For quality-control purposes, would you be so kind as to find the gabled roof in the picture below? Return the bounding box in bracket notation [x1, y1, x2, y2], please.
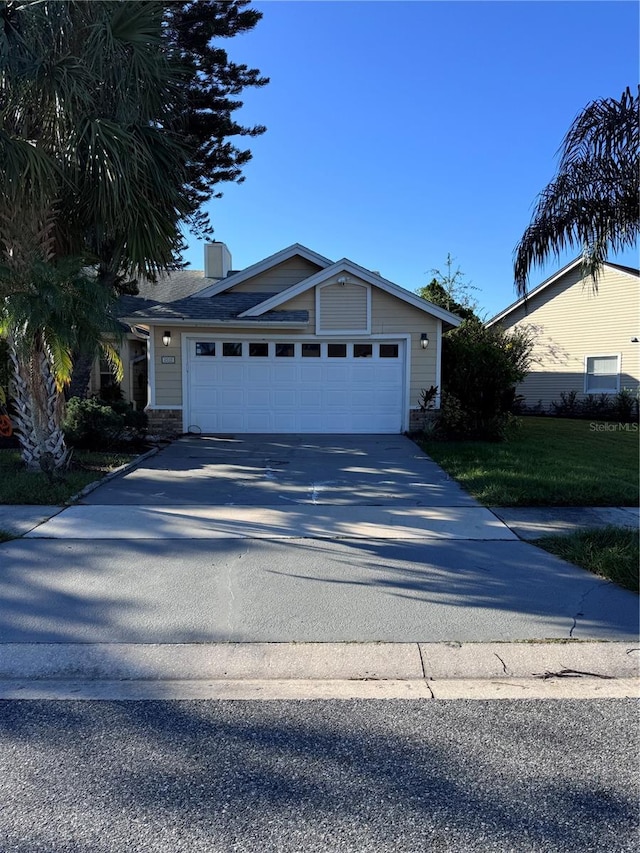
[238, 258, 463, 326]
[192, 243, 334, 298]
[487, 258, 640, 326]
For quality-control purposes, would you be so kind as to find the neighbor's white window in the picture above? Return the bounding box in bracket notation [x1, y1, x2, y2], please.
[584, 355, 620, 393]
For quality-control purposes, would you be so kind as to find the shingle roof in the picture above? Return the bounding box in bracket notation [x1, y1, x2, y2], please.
[118, 292, 309, 324]
[134, 269, 209, 301]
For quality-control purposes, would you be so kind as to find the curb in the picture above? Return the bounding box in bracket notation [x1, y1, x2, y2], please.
[0, 642, 637, 701]
[67, 445, 159, 503]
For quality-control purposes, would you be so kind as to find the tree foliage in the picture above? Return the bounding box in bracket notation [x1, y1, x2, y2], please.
[514, 86, 639, 294]
[438, 319, 534, 440]
[0, 2, 188, 467]
[416, 254, 479, 319]
[164, 1, 269, 238]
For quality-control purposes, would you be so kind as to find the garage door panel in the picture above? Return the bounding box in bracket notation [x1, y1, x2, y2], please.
[246, 389, 271, 408]
[219, 388, 244, 407]
[220, 364, 244, 383]
[187, 339, 404, 434]
[299, 365, 323, 382]
[247, 364, 272, 383]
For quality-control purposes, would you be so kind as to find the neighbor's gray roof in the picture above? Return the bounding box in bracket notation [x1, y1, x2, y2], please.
[118, 291, 309, 324]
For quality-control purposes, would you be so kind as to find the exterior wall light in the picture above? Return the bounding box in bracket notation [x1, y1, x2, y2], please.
[420, 333, 429, 350]
[162, 330, 171, 347]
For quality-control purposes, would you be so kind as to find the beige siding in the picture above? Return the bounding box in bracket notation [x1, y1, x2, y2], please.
[153, 326, 182, 407]
[318, 282, 368, 331]
[371, 290, 439, 407]
[231, 257, 322, 293]
[500, 266, 639, 409]
[276, 291, 316, 327]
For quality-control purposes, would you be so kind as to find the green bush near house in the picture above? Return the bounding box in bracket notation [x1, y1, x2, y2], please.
[420, 417, 639, 506]
[62, 395, 148, 451]
[436, 318, 535, 441]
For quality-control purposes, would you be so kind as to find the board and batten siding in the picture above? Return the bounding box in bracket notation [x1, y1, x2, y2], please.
[231, 257, 323, 293]
[318, 282, 368, 331]
[499, 265, 639, 409]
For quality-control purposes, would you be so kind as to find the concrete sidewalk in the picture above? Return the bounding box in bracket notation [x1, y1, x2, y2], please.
[1, 504, 638, 539]
[0, 641, 637, 700]
[491, 506, 639, 540]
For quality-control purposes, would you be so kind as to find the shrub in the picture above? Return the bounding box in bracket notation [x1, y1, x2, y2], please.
[62, 392, 147, 450]
[551, 390, 581, 417]
[613, 388, 639, 422]
[437, 319, 533, 440]
[548, 388, 639, 422]
[62, 397, 124, 449]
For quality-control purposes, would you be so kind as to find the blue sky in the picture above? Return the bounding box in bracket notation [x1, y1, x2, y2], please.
[181, 0, 639, 318]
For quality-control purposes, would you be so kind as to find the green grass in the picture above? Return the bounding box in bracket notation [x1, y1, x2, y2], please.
[0, 449, 135, 505]
[421, 417, 639, 506]
[535, 527, 639, 593]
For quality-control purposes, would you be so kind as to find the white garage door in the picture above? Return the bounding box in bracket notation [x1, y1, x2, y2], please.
[185, 338, 405, 433]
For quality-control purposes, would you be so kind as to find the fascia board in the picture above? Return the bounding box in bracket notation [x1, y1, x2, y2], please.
[191, 243, 334, 298]
[121, 317, 309, 329]
[239, 258, 463, 326]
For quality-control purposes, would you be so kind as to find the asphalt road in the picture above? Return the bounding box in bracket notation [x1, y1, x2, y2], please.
[0, 699, 637, 852]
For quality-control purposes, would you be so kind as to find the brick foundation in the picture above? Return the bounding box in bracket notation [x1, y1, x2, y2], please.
[409, 408, 438, 433]
[145, 408, 183, 437]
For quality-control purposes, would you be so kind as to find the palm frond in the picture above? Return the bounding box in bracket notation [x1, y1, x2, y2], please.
[514, 87, 640, 295]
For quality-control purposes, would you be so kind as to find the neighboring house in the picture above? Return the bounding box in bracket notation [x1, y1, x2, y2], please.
[487, 258, 639, 411]
[116, 242, 461, 434]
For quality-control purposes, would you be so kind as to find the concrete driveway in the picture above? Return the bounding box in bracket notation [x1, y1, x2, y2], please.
[2, 434, 638, 642]
[81, 434, 477, 506]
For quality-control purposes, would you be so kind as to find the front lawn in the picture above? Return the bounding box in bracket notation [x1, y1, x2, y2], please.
[0, 449, 135, 505]
[535, 527, 639, 594]
[420, 417, 638, 506]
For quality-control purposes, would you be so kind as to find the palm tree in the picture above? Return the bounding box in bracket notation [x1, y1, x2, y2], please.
[0, 1, 192, 469]
[0, 253, 123, 471]
[514, 87, 639, 295]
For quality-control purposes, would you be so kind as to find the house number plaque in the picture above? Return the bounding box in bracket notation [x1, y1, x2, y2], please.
[161, 356, 176, 364]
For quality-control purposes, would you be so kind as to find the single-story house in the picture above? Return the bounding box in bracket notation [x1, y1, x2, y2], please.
[115, 242, 462, 434]
[487, 258, 639, 410]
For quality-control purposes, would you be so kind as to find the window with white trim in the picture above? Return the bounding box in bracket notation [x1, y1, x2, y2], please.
[584, 355, 620, 393]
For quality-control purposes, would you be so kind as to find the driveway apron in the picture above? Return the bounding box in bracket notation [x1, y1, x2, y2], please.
[3, 435, 638, 642]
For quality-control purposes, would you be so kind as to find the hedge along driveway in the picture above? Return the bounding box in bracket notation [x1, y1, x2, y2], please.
[421, 417, 639, 507]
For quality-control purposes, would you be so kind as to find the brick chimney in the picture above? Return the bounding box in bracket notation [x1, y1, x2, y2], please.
[204, 242, 232, 279]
